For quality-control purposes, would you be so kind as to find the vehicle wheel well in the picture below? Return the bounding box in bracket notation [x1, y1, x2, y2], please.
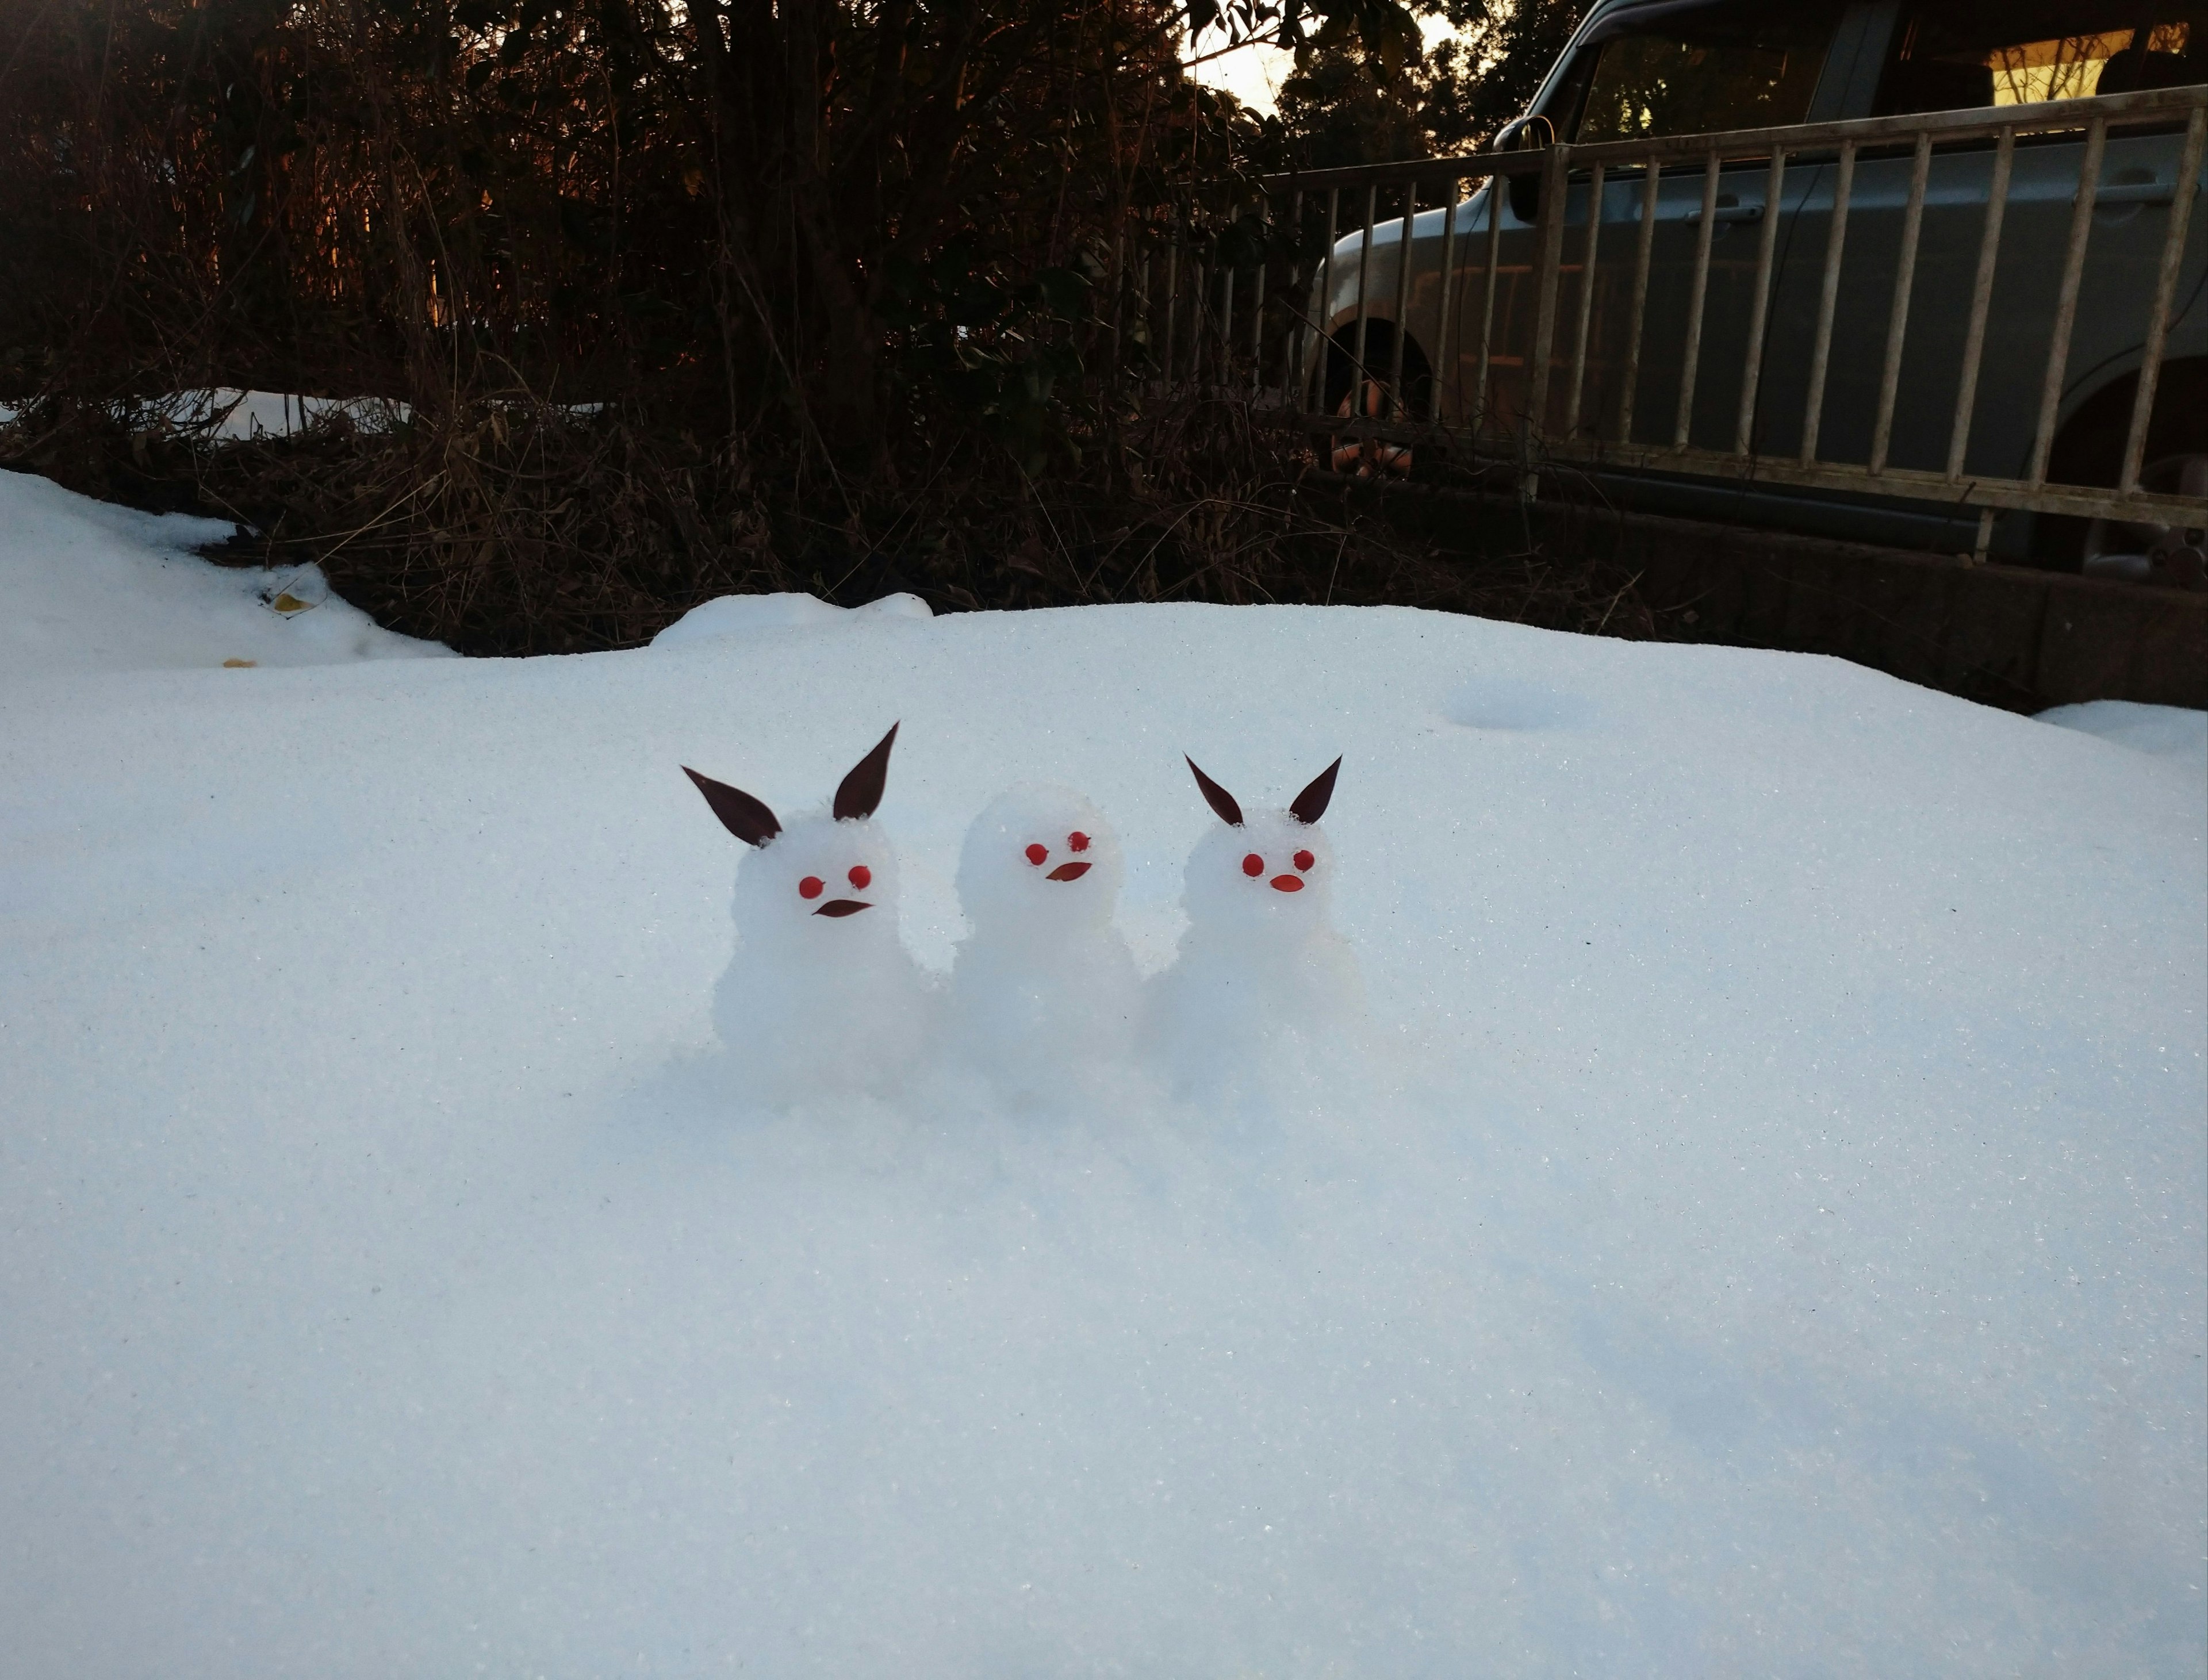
[1322, 320, 1435, 420]
[2032, 358, 2208, 565]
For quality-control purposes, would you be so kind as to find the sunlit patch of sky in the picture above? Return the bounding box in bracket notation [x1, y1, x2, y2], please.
[1185, 17, 1463, 116]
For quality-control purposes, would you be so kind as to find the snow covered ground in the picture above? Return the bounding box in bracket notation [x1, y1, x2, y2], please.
[1, 467, 2201, 1675]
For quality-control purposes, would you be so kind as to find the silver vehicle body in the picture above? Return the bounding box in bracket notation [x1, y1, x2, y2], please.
[1308, 0, 2207, 557]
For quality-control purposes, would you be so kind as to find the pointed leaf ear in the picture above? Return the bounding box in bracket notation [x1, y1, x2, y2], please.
[833, 722, 899, 821]
[684, 766, 781, 847]
[1185, 755, 1244, 827]
[1289, 757, 1341, 825]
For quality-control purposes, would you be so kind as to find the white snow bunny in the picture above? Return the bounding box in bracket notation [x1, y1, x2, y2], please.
[1147, 755, 1363, 1090]
[684, 724, 933, 1106]
[948, 785, 1141, 1099]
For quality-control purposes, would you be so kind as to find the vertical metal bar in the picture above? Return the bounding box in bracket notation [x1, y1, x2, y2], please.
[1563, 160, 1606, 440]
[1673, 149, 1722, 450]
[1525, 143, 1572, 439]
[1946, 126, 2016, 481]
[1474, 174, 1503, 434]
[2029, 115, 2107, 487]
[1433, 183, 1462, 425]
[1108, 230, 1126, 389]
[1274, 187, 1302, 402]
[1303, 187, 1339, 413]
[1800, 138, 1856, 464]
[1869, 132, 1933, 475]
[1162, 238, 1180, 388]
[1218, 259, 1234, 389]
[1137, 250, 1152, 380]
[1249, 234, 1268, 396]
[1389, 179, 1416, 417]
[2119, 103, 2207, 493]
[1351, 184, 1378, 418]
[1617, 155, 1660, 446]
[1193, 259, 1210, 390]
[1733, 147, 1788, 456]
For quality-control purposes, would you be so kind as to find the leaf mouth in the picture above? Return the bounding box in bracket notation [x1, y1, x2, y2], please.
[1045, 861, 1092, 881]
[814, 899, 873, 917]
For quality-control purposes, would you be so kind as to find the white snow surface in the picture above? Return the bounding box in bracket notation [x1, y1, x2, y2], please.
[0, 470, 451, 675]
[2040, 696, 2208, 777]
[1, 482, 2203, 1675]
[652, 586, 934, 646]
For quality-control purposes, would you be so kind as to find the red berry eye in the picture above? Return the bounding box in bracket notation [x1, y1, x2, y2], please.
[1242, 853, 1264, 877]
[847, 865, 871, 889]
[799, 876, 825, 899]
[1294, 850, 1315, 872]
[1068, 831, 1091, 853]
[1025, 843, 1049, 866]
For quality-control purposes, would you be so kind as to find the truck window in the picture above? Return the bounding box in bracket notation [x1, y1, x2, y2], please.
[1873, 5, 2202, 114]
[1566, 1, 1843, 144]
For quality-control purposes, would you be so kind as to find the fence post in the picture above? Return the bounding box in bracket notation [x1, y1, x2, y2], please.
[1432, 182, 1462, 427]
[1474, 174, 1504, 439]
[2118, 103, 2207, 494]
[1305, 187, 1339, 413]
[1564, 160, 1606, 442]
[1274, 187, 1304, 406]
[1389, 178, 1416, 419]
[1800, 138, 1854, 465]
[1733, 147, 1787, 457]
[1525, 143, 1572, 462]
[1350, 185, 1378, 421]
[2028, 115, 2108, 487]
[1869, 132, 1933, 475]
[1673, 149, 1722, 450]
[1947, 127, 2015, 482]
[1162, 236, 1180, 391]
[1617, 154, 1661, 446]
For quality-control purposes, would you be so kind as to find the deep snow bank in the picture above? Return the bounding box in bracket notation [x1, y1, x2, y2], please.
[0, 481, 2201, 1677]
[0, 469, 450, 675]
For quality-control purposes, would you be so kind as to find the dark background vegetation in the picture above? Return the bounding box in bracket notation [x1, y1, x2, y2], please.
[0, 0, 1634, 654]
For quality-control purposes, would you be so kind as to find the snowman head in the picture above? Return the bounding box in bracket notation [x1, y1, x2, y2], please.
[1179, 755, 1341, 941]
[956, 785, 1124, 942]
[684, 724, 907, 954]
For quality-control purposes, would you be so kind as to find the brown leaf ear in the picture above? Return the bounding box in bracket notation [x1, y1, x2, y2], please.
[1289, 757, 1341, 825]
[684, 766, 781, 847]
[1185, 755, 1243, 827]
[833, 722, 899, 821]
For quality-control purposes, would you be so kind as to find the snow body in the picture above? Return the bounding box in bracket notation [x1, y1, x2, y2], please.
[948, 786, 1140, 1099]
[711, 805, 931, 1106]
[4, 460, 2205, 1680]
[1149, 794, 1363, 1090]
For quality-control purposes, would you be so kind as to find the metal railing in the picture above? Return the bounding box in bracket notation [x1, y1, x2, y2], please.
[1116, 83, 2208, 540]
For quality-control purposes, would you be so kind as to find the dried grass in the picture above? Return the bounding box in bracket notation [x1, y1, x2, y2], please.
[2, 386, 1671, 655]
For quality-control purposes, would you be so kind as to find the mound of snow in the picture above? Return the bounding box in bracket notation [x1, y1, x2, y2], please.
[0, 484, 2201, 1677]
[651, 588, 933, 647]
[2040, 697, 2208, 780]
[0, 470, 451, 675]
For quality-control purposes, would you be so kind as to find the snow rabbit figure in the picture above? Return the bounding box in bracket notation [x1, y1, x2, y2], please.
[1148, 755, 1363, 1088]
[949, 785, 1141, 1100]
[684, 724, 931, 1106]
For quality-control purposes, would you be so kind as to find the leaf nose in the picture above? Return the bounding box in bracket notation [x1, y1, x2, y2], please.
[1268, 875, 1304, 892]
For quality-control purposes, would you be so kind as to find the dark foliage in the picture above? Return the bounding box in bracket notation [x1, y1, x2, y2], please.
[0, 0, 1661, 657]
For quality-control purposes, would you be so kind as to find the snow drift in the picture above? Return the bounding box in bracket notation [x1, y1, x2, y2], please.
[0, 467, 2201, 1676]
